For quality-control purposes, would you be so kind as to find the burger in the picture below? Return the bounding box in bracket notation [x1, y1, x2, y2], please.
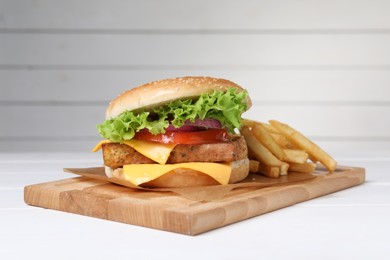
[93, 76, 252, 188]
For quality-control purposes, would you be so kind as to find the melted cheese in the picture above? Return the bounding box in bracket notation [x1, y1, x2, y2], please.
[122, 140, 176, 165]
[92, 139, 176, 165]
[92, 140, 112, 152]
[123, 162, 232, 186]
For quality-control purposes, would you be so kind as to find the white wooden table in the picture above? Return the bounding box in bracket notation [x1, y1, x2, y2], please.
[1, 145, 389, 260]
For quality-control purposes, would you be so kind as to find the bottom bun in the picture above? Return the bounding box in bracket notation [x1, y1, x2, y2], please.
[104, 158, 249, 188]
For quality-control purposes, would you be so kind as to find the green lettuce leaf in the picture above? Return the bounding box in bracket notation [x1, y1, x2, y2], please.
[97, 88, 249, 142]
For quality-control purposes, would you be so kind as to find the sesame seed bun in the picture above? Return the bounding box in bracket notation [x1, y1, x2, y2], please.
[105, 76, 252, 119]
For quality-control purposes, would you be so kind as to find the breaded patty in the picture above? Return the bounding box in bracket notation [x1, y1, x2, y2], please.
[102, 136, 247, 169]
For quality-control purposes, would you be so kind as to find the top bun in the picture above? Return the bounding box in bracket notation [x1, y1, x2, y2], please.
[106, 76, 251, 119]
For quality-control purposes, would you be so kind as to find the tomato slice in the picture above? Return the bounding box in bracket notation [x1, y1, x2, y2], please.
[133, 129, 229, 145]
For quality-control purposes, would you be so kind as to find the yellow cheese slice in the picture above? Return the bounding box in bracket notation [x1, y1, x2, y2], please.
[123, 162, 232, 186]
[92, 139, 176, 165]
[122, 140, 176, 165]
[92, 140, 112, 152]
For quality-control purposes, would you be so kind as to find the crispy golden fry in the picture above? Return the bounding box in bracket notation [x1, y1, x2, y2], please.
[280, 162, 289, 176]
[258, 164, 280, 178]
[283, 149, 309, 164]
[249, 160, 260, 173]
[241, 126, 282, 167]
[243, 119, 278, 133]
[269, 120, 337, 172]
[270, 133, 294, 149]
[244, 118, 337, 177]
[289, 162, 317, 173]
[260, 122, 279, 133]
[308, 156, 319, 164]
[247, 148, 257, 160]
[251, 123, 286, 160]
[242, 118, 256, 128]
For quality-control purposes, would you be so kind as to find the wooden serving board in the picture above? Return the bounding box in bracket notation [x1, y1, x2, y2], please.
[24, 166, 365, 235]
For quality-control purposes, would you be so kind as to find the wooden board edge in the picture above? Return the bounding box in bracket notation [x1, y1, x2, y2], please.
[23, 166, 366, 236]
[23, 177, 110, 210]
[107, 198, 194, 235]
[24, 184, 61, 210]
[188, 166, 365, 235]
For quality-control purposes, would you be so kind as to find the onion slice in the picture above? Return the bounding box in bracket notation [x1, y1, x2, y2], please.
[165, 118, 222, 132]
[138, 118, 223, 133]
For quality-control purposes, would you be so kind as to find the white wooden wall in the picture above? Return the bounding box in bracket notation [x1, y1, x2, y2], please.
[1, 0, 390, 152]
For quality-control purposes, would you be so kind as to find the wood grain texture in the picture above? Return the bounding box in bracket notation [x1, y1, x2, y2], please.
[24, 166, 365, 235]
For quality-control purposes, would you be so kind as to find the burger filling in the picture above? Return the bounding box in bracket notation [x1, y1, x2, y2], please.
[97, 88, 249, 143]
[102, 135, 248, 169]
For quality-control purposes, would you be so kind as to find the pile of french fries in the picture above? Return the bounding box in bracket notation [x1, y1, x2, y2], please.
[242, 119, 337, 178]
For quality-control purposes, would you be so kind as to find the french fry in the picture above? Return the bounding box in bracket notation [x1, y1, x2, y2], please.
[251, 123, 286, 160]
[308, 156, 319, 163]
[249, 160, 260, 173]
[270, 133, 294, 149]
[242, 118, 256, 128]
[243, 119, 278, 133]
[260, 122, 279, 134]
[243, 118, 337, 178]
[269, 120, 337, 172]
[247, 148, 257, 160]
[258, 164, 280, 178]
[283, 149, 309, 164]
[289, 162, 317, 173]
[241, 126, 282, 167]
[280, 162, 289, 176]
